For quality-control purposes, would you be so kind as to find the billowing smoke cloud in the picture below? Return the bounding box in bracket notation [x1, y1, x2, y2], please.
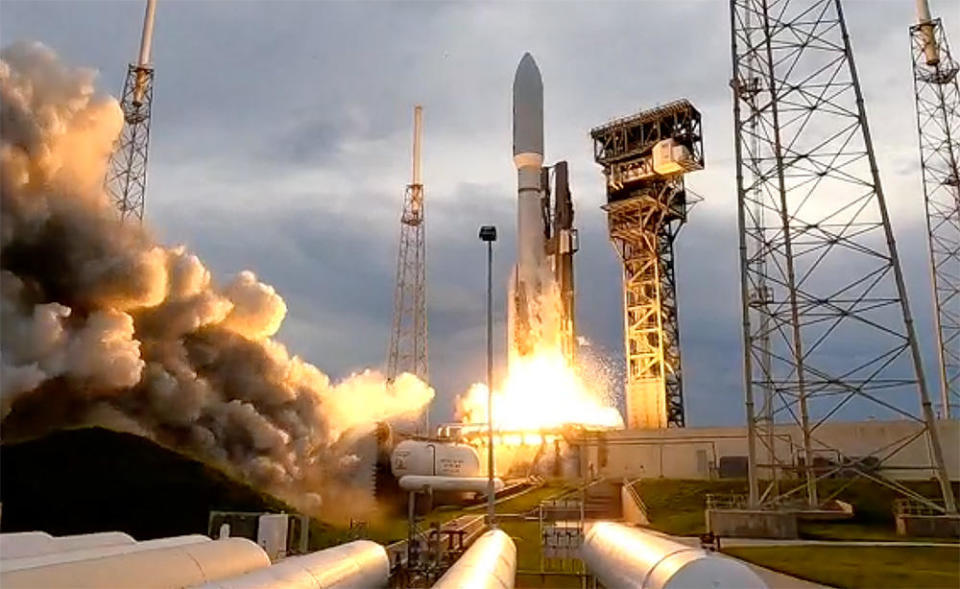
[0, 42, 433, 508]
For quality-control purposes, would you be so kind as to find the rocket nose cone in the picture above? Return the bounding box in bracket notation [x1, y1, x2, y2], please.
[513, 53, 544, 158]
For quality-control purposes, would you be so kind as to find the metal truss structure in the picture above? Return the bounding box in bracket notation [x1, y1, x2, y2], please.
[591, 101, 704, 429]
[910, 17, 960, 419]
[388, 107, 429, 429]
[106, 64, 154, 222]
[730, 0, 956, 513]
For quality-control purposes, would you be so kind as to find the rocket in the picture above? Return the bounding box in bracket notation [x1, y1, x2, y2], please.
[508, 52, 579, 365]
[510, 53, 545, 360]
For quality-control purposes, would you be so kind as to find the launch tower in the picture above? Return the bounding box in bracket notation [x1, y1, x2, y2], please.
[590, 101, 704, 429]
[730, 0, 956, 513]
[106, 0, 157, 223]
[387, 106, 429, 428]
[910, 0, 960, 419]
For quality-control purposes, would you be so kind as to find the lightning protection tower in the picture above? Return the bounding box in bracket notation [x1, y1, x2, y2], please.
[730, 0, 956, 513]
[387, 106, 429, 430]
[106, 0, 157, 223]
[911, 0, 960, 419]
[590, 101, 704, 429]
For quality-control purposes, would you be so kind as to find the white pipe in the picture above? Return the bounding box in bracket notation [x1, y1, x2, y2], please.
[412, 105, 423, 186]
[580, 522, 767, 589]
[432, 528, 516, 589]
[138, 0, 157, 66]
[2, 535, 209, 572]
[0, 531, 135, 560]
[398, 475, 504, 493]
[195, 540, 390, 589]
[1, 537, 269, 589]
[0, 533, 54, 560]
[915, 0, 941, 66]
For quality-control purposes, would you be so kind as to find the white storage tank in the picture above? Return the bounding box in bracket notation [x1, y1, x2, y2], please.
[0, 537, 270, 589]
[580, 521, 767, 589]
[195, 539, 390, 589]
[391, 440, 481, 478]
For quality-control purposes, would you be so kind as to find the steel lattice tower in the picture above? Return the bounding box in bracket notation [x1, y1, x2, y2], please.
[591, 101, 704, 429]
[730, 0, 956, 513]
[387, 106, 429, 426]
[106, 0, 157, 223]
[910, 9, 960, 420]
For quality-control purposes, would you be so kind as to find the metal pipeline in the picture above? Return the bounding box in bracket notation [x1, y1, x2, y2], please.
[1, 537, 270, 589]
[580, 522, 767, 589]
[432, 528, 516, 589]
[2, 535, 209, 572]
[194, 540, 389, 589]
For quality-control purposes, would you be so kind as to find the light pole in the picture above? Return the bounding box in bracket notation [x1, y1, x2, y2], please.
[478, 225, 497, 526]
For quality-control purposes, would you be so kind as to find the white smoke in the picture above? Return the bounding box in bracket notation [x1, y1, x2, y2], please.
[0, 42, 434, 509]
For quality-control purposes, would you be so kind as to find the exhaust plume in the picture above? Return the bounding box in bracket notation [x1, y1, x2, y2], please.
[0, 42, 433, 509]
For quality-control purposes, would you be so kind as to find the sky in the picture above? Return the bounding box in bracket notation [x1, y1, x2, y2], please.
[2, 0, 956, 427]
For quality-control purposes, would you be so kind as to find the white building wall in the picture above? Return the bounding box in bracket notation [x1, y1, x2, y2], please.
[577, 419, 959, 481]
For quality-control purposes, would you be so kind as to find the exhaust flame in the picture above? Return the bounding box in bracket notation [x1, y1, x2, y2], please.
[0, 42, 433, 511]
[458, 346, 623, 432]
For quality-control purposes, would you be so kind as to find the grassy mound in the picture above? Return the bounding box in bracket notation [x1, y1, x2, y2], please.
[0, 427, 293, 540]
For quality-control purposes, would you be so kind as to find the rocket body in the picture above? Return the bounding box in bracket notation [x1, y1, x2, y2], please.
[510, 53, 545, 359]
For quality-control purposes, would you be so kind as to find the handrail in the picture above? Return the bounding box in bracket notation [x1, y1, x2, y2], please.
[622, 477, 649, 525]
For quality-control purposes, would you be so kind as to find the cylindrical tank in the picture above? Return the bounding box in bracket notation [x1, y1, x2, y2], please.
[2, 535, 210, 572]
[196, 540, 390, 589]
[432, 528, 516, 589]
[0, 531, 136, 560]
[0, 532, 55, 560]
[391, 440, 481, 478]
[580, 522, 767, 589]
[0, 537, 270, 589]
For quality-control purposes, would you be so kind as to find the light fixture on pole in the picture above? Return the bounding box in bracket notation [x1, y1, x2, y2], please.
[479, 224, 497, 526]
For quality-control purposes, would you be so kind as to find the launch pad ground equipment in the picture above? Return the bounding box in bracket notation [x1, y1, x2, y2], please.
[591, 100, 704, 429]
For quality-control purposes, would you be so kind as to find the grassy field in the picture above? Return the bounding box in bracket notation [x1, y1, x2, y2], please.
[333, 479, 580, 548]
[499, 519, 584, 589]
[725, 545, 960, 589]
[633, 478, 960, 542]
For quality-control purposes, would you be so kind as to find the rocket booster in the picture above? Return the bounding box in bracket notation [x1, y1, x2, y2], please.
[510, 53, 545, 358]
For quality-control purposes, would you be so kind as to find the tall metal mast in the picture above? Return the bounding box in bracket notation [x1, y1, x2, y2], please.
[387, 106, 429, 431]
[106, 0, 157, 223]
[730, 0, 956, 513]
[911, 0, 960, 419]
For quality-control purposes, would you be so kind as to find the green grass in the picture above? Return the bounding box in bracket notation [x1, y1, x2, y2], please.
[500, 519, 583, 589]
[632, 478, 960, 541]
[490, 480, 576, 515]
[724, 545, 960, 589]
[633, 479, 748, 535]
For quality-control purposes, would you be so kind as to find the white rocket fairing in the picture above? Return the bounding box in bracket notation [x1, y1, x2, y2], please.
[510, 53, 545, 359]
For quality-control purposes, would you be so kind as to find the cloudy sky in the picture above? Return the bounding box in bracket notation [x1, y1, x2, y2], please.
[2, 0, 956, 426]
